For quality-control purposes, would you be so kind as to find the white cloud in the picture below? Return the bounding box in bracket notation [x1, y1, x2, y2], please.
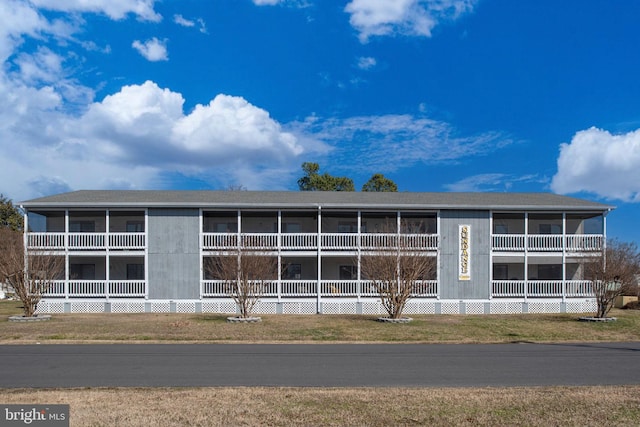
[132, 37, 168, 61]
[174, 14, 195, 27]
[251, 0, 312, 7]
[0, 1, 321, 200]
[444, 173, 542, 192]
[252, 0, 283, 5]
[357, 56, 376, 70]
[0, 0, 56, 62]
[345, 0, 477, 42]
[291, 114, 510, 173]
[551, 127, 640, 202]
[29, 0, 161, 22]
[174, 14, 207, 33]
[13, 47, 63, 84]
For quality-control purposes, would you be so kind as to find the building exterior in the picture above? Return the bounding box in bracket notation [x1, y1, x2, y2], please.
[20, 190, 613, 315]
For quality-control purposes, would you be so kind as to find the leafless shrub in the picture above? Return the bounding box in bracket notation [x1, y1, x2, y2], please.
[0, 228, 64, 317]
[585, 239, 640, 318]
[359, 222, 437, 319]
[204, 251, 277, 318]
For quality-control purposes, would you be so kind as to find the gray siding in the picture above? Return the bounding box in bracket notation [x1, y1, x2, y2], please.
[148, 209, 200, 299]
[439, 210, 490, 300]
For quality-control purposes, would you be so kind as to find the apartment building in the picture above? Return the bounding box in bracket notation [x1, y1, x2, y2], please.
[21, 190, 612, 315]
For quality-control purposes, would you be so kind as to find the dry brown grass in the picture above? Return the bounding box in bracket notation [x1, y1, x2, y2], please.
[2, 386, 639, 426]
[1, 300, 640, 344]
[3, 301, 640, 425]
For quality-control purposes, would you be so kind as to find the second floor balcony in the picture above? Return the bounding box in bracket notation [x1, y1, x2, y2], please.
[202, 232, 439, 251]
[492, 234, 603, 252]
[27, 232, 146, 250]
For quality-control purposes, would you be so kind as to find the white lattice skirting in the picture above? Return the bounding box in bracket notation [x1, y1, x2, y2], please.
[36, 298, 598, 315]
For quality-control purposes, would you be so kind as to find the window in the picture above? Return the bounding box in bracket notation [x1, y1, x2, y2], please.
[339, 265, 357, 280]
[126, 221, 144, 232]
[69, 221, 95, 232]
[282, 263, 301, 279]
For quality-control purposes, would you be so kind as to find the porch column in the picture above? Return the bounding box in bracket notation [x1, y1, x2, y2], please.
[105, 210, 110, 300]
[317, 206, 322, 313]
[277, 210, 282, 302]
[562, 212, 566, 302]
[65, 210, 69, 299]
[524, 212, 528, 302]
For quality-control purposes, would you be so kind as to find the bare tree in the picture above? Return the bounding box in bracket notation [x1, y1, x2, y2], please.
[0, 228, 64, 317]
[585, 239, 640, 318]
[359, 223, 437, 320]
[204, 251, 277, 319]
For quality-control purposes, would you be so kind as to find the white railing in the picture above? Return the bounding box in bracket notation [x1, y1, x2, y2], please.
[492, 280, 594, 298]
[361, 234, 398, 249]
[241, 234, 278, 249]
[359, 280, 438, 297]
[42, 280, 147, 297]
[27, 233, 66, 249]
[321, 233, 359, 250]
[492, 280, 526, 297]
[321, 280, 358, 296]
[203, 232, 437, 251]
[108, 233, 146, 249]
[27, 232, 147, 250]
[281, 233, 318, 250]
[527, 235, 564, 251]
[402, 235, 438, 250]
[68, 280, 106, 297]
[201, 280, 278, 297]
[565, 280, 593, 297]
[492, 234, 525, 251]
[68, 233, 105, 249]
[42, 280, 66, 297]
[492, 234, 604, 252]
[202, 280, 226, 296]
[201, 279, 437, 298]
[565, 235, 603, 251]
[527, 280, 564, 296]
[202, 233, 238, 249]
[281, 280, 317, 296]
[412, 280, 438, 297]
[108, 280, 146, 297]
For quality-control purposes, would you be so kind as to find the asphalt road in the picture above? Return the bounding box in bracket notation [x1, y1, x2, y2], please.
[1, 342, 639, 388]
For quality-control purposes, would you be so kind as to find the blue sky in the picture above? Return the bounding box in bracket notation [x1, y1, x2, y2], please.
[1, 0, 640, 242]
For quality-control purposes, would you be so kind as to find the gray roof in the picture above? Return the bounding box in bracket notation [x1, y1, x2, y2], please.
[20, 190, 614, 211]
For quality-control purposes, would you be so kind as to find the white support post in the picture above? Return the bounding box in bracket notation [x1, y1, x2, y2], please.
[436, 211, 441, 300]
[198, 208, 203, 300]
[105, 210, 110, 300]
[65, 210, 69, 299]
[277, 210, 282, 302]
[562, 212, 566, 302]
[489, 210, 493, 300]
[144, 208, 149, 300]
[524, 212, 528, 302]
[317, 206, 322, 313]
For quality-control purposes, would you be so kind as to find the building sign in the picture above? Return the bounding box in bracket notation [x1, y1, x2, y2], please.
[459, 225, 471, 281]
